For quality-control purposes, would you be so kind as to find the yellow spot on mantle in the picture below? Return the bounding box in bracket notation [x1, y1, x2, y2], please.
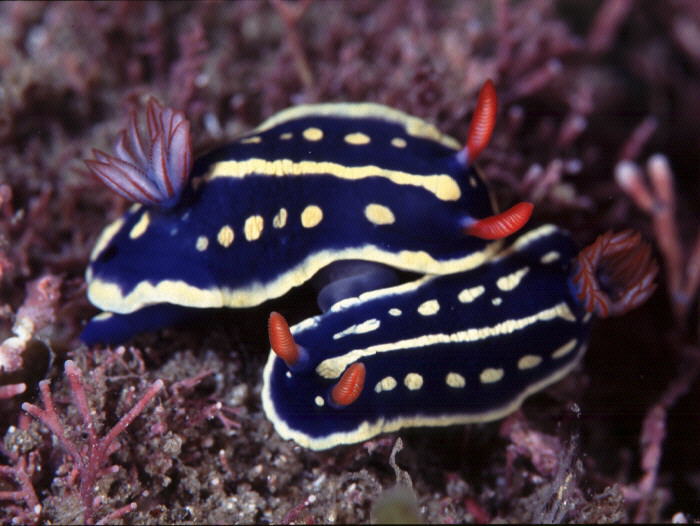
[196, 236, 209, 251]
[541, 251, 560, 264]
[480, 368, 504, 384]
[388, 308, 402, 317]
[244, 215, 264, 241]
[445, 372, 466, 388]
[273, 208, 288, 228]
[496, 266, 530, 292]
[302, 127, 323, 141]
[280, 132, 293, 140]
[458, 285, 485, 303]
[404, 373, 423, 391]
[240, 136, 261, 144]
[217, 225, 235, 248]
[375, 376, 397, 393]
[518, 355, 542, 370]
[364, 203, 395, 225]
[391, 137, 407, 148]
[333, 318, 381, 340]
[417, 299, 440, 316]
[129, 212, 150, 239]
[345, 132, 370, 145]
[301, 205, 324, 228]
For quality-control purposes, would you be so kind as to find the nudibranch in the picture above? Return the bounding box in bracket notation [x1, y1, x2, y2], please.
[262, 226, 657, 450]
[82, 82, 533, 344]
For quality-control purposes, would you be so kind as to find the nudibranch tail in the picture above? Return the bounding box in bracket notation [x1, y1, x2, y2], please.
[465, 79, 498, 163]
[572, 230, 658, 317]
[268, 311, 309, 370]
[85, 98, 192, 207]
[463, 202, 534, 240]
[330, 362, 366, 407]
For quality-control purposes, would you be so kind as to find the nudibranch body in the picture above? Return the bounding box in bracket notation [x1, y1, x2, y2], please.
[262, 225, 657, 450]
[83, 82, 533, 344]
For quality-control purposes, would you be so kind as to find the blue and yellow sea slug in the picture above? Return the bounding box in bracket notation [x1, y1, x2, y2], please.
[82, 82, 533, 343]
[263, 227, 657, 449]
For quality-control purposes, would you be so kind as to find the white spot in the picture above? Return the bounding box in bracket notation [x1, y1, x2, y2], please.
[374, 376, 397, 393]
[583, 312, 592, 323]
[241, 135, 262, 144]
[301, 205, 324, 228]
[496, 266, 530, 291]
[541, 251, 560, 264]
[480, 368, 504, 384]
[244, 215, 264, 241]
[404, 373, 424, 390]
[286, 371, 292, 378]
[458, 285, 485, 303]
[303, 127, 323, 141]
[333, 318, 381, 340]
[445, 372, 466, 388]
[388, 308, 402, 317]
[196, 236, 209, 251]
[417, 299, 440, 316]
[329, 296, 361, 312]
[94, 312, 114, 321]
[129, 212, 150, 239]
[551, 339, 578, 359]
[518, 355, 542, 370]
[217, 225, 235, 247]
[492, 297, 503, 306]
[391, 137, 407, 148]
[273, 208, 288, 228]
[280, 132, 293, 140]
[344, 132, 371, 145]
[469, 176, 478, 188]
[314, 396, 324, 407]
[364, 203, 395, 225]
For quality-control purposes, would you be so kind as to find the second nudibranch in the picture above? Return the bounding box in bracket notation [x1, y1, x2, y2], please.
[262, 225, 657, 450]
[82, 81, 533, 344]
